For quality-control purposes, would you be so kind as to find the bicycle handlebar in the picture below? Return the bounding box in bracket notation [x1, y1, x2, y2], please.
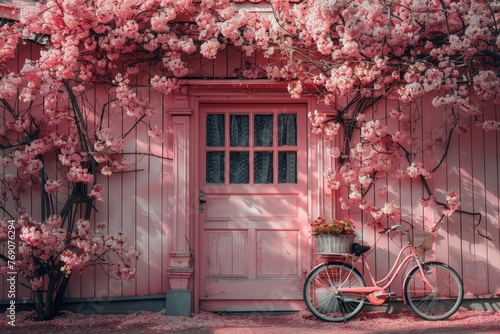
[379, 225, 408, 235]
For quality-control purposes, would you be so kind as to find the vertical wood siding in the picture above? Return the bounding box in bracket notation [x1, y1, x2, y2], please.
[1, 42, 499, 305]
[320, 95, 500, 299]
[0, 41, 175, 301]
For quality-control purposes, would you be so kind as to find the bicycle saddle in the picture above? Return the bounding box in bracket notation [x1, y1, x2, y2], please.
[351, 243, 371, 256]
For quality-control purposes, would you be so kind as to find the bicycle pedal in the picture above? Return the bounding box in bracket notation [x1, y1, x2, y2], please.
[387, 292, 396, 297]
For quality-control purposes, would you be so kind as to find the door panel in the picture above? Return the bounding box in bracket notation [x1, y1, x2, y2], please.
[206, 195, 300, 218]
[199, 103, 308, 311]
[205, 231, 247, 277]
[257, 230, 299, 277]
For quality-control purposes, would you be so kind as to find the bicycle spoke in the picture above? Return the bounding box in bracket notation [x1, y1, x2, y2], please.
[404, 262, 463, 321]
[304, 263, 366, 322]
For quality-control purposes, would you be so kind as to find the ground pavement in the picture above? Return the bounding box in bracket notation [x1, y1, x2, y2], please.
[2, 308, 499, 334]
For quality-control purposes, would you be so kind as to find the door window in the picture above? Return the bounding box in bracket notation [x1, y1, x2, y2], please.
[205, 110, 298, 185]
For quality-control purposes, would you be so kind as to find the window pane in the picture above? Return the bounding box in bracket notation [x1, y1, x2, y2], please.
[206, 114, 225, 147]
[278, 114, 297, 146]
[206, 152, 225, 184]
[254, 114, 273, 147]
[254, 152, 273, 184]
[230, 114, 249, 147]
[278, 152, 297, 183]
[230, 152, 249, 184]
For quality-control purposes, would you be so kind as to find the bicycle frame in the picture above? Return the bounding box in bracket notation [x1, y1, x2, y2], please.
[331, 243, 436, 304]
[304, 226, 464, 322]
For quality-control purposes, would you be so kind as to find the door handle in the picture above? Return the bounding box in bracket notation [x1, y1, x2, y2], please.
[199, 190, 206, 213]
[199, 190, 207, 204]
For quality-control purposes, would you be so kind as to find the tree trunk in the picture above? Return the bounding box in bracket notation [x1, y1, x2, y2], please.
[33, 275, 66, 321]
[53, 275, 71, 315]
[43, 277, 55, 320]
[33, 290, 44, 319]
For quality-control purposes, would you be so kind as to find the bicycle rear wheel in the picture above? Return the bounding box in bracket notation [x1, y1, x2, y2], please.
[303, 262, 366, 322]
[404, 261, 463, 320]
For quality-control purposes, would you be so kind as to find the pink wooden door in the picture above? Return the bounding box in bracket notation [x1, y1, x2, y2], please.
[198, 103, 309, 311]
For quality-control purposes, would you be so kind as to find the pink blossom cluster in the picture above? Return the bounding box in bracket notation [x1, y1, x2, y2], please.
[308, 110, 337, 139]
[252, 0, 500, 125]
[89, 183, 105, 201]
[322, 122, 341, 141]
[318, 105, 444, 224]
[1, 0, 496, 112]
[405, 162, 432, 179]
[421, 196, 437, 208]
[361, 120, 388, 145]
[325, 141, 404, 222]
[0, 214, 139, 288]
[0, 103, 118, 195]
[287, 81, 303, 98]
[114, 74, 157, 119]
[2, 0, 496, 133]
[0, 217, 16, 242]
[0, 73, 22, 99]
[481, 120, 500, 132]
[370, 202, 401, 222]
[443, 190, 461, 216]
[67, 166, 94, 183]
[11, 0, 203, 88]
[150, 75, 179, 95]
[44, 179, 62, 193]
[94, 128, 125, 154]
[92, 128, 131, 176]
[148, 125, 164, 143]
[324, 168, 340, 190]
[0, 25, 21, 64]
[472, 71, 499, 101]
[308, 110, 327, 128]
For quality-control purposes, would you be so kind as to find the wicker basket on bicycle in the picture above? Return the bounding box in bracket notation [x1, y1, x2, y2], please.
[409, 230, 434, 251]
[314, 234, 356, 254]
[311, 217, 356, 254]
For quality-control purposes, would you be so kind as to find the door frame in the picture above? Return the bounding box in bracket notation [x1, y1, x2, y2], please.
[184, 84, 323, 313]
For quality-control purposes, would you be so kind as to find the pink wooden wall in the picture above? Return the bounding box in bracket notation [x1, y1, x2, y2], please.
[1, 42, 499, 308]
[320, 95, 500, 299]
[0, 42, 173, 301]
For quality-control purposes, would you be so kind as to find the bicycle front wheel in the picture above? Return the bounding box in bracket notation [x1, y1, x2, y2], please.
[303, 262, 366, 322]
[404, 261, 463, 320]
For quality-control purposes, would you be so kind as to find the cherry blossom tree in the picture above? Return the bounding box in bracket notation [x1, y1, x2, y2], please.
[245, 0, 498, 236]
[278, 0, 499, 236]
[0, 32, 142, 318]
[0, 0, 498, 320]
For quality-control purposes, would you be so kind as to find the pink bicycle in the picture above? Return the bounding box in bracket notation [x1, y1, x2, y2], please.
[303, 225, 464, 322]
